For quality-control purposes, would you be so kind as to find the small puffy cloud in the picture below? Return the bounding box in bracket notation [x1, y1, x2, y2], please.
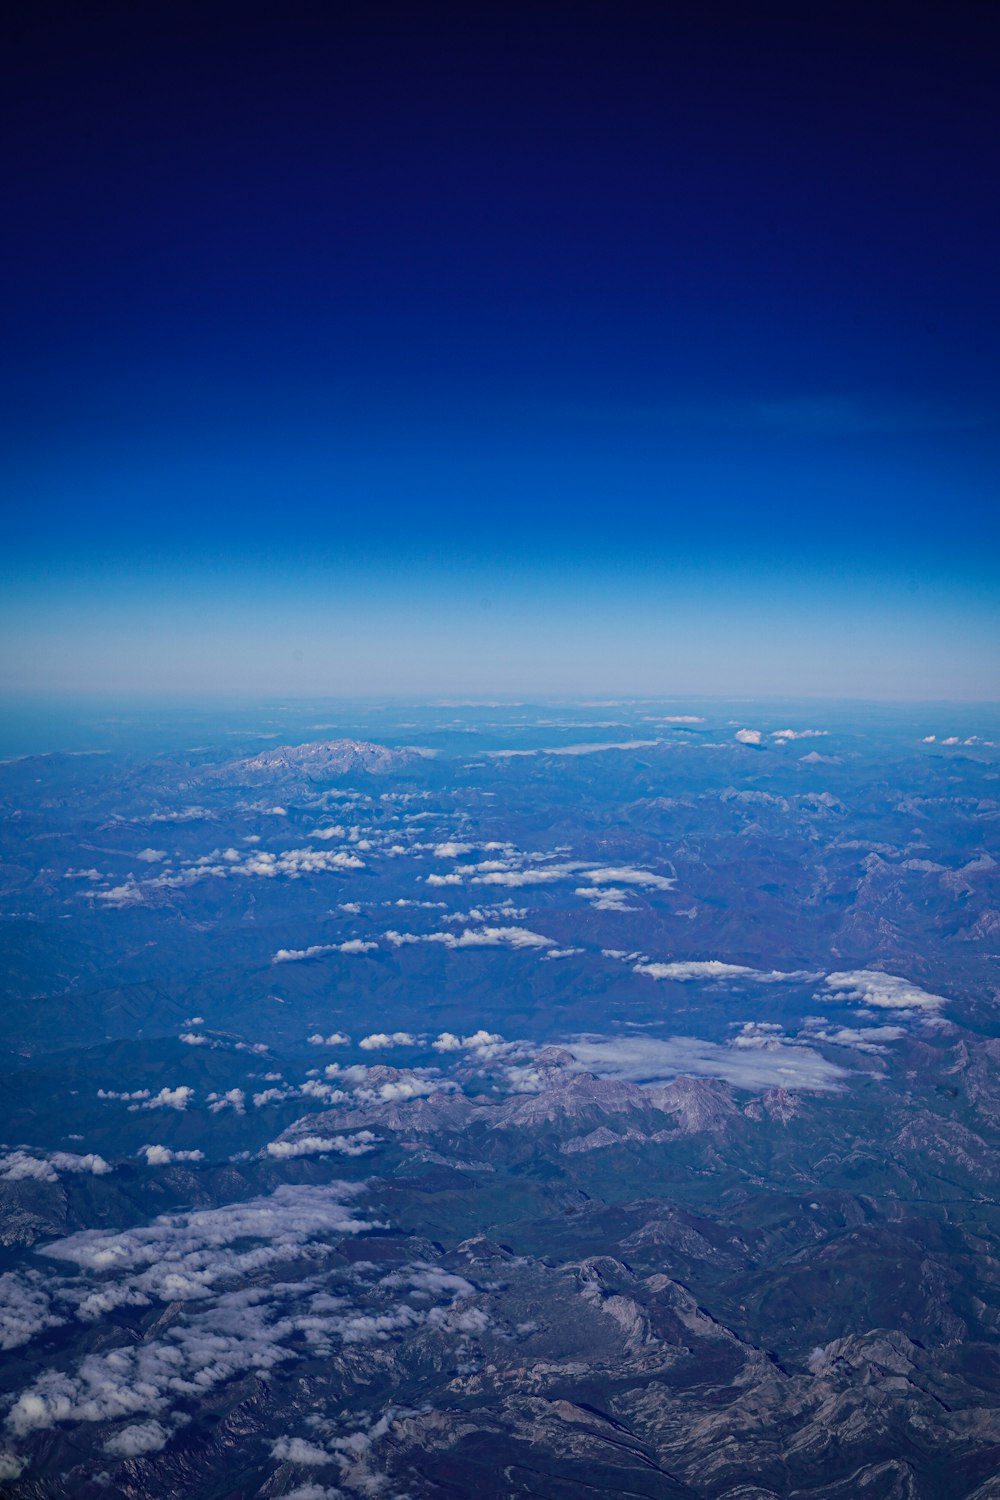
[208, 1088, 245, 1115]
[0, 1452, 25, 1481]
[147, 805, 213, 822]
[804, 1024, 907, 1053]
[136, 848, 168, 863]
[140, 1145, 204, 1166]
[771, 728, 827, 741]
[367, 1077, 440, 1102]
[432, 1029, 504, 1055]
[272, 1434, 334, 1465]
[274, 940, 376, 963]
[307, 1032, 350, 1046]
[308, 825, 346, 841]
[104, 1419, 171, 1456]
[735, 728, 763, 745]
[823, 970, 947, 1011]
[433, 841, 475, 857]
[359, 1031, 415, 1050]
[266, 1132, 377, 1160]
[576, 886, 635, 911]
[138, 1086, 194, 1112]
[179, 1032, 208, 1046]
[50, 1151, 111, 1175]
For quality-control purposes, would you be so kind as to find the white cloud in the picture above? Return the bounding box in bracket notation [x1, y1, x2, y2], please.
[0, 1272, 63, 1349]
[136, 848, 168, 862]
[562, 1034, 846, 1092]
[266, 1133, 377, 1159]
[635, 960, 758, 981]
[272, 1434, 334, 1465]
[433, 841, 475, 857]
[359, 1032, 415, 1050]
[104, 1419, 171, 1456]
[823, 970, 947, 1011]
[274, 939, 376, 963]
[771, 729, 827, 741]
[179, 1032, 208, 1046]
[579, 866, 675, 891]
[208, 1089, 245, 1115]
[147, 806, 212, 822]
[137, 1086, 194, 1112]
[576, 886, 635, 911]
[735, 728, 763, 745]
[431, 1029, 505, 1055]
[0, 1151, 111, 1182]
[307, 1032, 351, 1046]
[386, 925, 553, 951]
[140, 1145, 205, 1166]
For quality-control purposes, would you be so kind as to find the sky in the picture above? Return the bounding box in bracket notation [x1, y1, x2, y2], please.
[1, 0, 998, 700]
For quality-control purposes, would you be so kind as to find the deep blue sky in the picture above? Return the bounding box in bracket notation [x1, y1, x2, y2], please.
[2, 1, 998, 698]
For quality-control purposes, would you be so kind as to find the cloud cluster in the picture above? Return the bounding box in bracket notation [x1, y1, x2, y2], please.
[735, 728, 763, 745]
[4, 1194, 490, 1479]
[0, 1272, 63, 1350]
[95, 843, 367, 907]
[359, 1031, 416, 1050]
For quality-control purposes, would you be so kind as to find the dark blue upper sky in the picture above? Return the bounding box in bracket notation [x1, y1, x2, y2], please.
[2, 1, 998, 697]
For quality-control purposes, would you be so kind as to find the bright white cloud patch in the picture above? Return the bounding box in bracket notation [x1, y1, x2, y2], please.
[265, 1132, 377, 1159]
[140, 1145, 205, 1166]
[823, 970, 947, 1011]
[735, 728, 763, 745]
[634, 959, 792, 983]
[0, 1151, 111, 1182]
[386, 925, 553, 950]
[358, 1031, 415, 1050]
[139, 1086, 194, 1112]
